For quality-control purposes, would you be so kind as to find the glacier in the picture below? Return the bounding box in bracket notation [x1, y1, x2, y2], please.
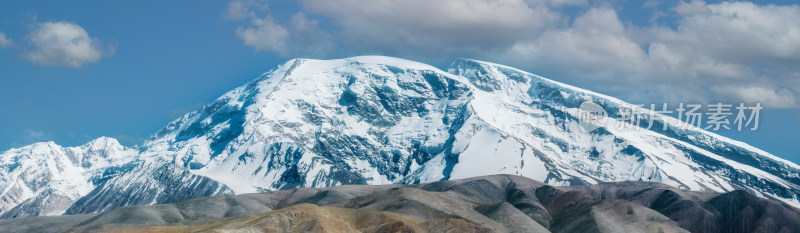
[1, 56, 798, 219]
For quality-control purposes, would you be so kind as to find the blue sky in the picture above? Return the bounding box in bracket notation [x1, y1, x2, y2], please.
[0, 0, 798, 162]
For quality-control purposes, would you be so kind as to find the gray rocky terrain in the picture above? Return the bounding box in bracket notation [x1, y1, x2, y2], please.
[2, 174, 797, 233]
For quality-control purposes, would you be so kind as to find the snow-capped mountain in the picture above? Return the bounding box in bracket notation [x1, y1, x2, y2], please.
[0, 137, 231, 218]
[0, 137, 135, 218]
[1, 56, 799, 219]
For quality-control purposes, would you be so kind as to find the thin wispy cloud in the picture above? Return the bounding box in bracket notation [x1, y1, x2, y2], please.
[23, 129, 53, 143]
[0, 33, 12, 48]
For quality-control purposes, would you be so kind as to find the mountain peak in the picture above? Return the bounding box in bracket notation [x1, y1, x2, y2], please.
[304, 56, 438, 69]
[83, 136, 121, 149]
[77, 136, 133, 160]
[20, 141, 61, 154]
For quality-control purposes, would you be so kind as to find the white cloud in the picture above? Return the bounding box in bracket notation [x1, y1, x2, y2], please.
[649, 2, 800, 107]
[24, 21, 111, 68]
[299, 0, 559, 57]
[502, 8, 647, 81]
[0, 33, 12, 48]
[236, 15, 291, 54]
[497, 2, 800, 108]
[229, 0, 561, 58]
[659, 2, 800, 67]
[229, 0, 332, 56]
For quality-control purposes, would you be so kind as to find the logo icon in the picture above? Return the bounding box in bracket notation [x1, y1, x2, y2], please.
[578, 101, 608, 132]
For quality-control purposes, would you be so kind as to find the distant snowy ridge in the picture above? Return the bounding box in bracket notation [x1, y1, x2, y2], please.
[1, 56, 798, 219]
[0, 137, 136, 218]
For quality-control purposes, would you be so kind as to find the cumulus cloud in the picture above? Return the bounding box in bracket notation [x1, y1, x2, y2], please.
[299, 0, 558, 57]
[502, 8, 648, 81]
[660, 2, 800, 67]
[236, 15, 291, 54]
[229, 0, 560, 59]
[229, 0, 332, 56]
[225, 0, 800, 108]
[24, 21, 112, 68]
[0, 33, 12, 48]
[498, 2, 800, 108]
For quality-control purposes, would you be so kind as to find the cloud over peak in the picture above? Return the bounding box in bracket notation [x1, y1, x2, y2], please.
[228, 0, 560, 58]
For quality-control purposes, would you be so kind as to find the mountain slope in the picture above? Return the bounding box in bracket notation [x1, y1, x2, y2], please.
[0, 56, 798, 219]
[64, 160, 232, 214]
[135, 56, 799, 205]
[448, 59, 800, 205]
